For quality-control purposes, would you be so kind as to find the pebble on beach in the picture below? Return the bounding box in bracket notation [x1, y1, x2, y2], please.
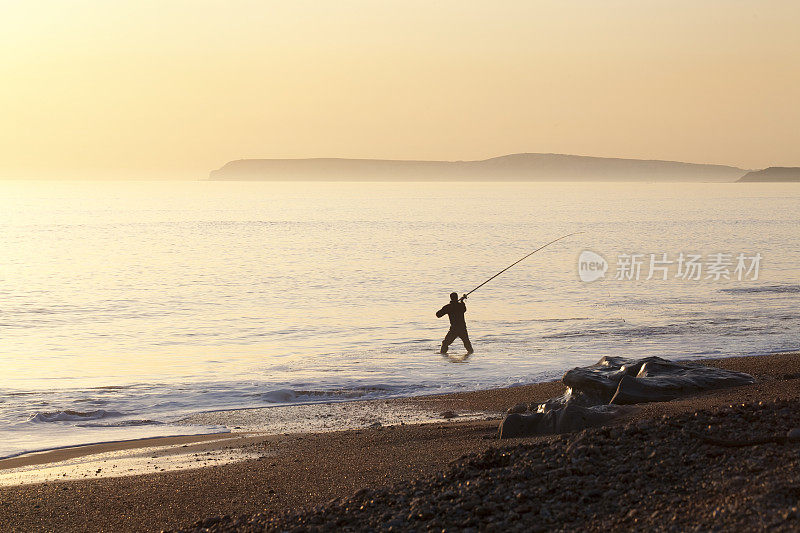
[176, 398, 800, 533]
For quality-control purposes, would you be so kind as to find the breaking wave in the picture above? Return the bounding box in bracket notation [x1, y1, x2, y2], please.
[259, 385, 404, 404]
[77, 419, 164, 428]
[28, 409, 124, 423]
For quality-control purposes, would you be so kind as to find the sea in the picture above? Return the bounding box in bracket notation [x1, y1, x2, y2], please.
[1, 180, 798, 459]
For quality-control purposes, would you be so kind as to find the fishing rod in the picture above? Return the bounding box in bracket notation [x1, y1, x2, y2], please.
[459, 232, 584, 301]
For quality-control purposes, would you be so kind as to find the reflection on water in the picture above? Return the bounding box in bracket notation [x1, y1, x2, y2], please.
[443, 353, 472, 364]
[0, 180, 798, 457]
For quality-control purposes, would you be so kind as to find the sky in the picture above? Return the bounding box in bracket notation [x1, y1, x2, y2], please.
[1, 1, 798, 179]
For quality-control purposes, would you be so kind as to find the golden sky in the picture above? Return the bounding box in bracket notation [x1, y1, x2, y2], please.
[1, 1, 798, 178]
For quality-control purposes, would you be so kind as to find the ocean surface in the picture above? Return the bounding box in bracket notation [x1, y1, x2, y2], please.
[1, 180, 799, 458]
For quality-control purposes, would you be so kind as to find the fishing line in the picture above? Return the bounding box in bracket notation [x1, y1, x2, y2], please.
[460, 232, 584, 301]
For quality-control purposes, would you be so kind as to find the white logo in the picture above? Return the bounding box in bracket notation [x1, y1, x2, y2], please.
[578, 250, 608, 282]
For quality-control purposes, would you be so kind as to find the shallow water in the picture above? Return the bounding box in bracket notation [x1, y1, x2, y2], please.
[1, 180, 798, 458]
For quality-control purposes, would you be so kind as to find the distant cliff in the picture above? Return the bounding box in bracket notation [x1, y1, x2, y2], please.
[209, 153, 747, 182]
[737, 167, 800, 182]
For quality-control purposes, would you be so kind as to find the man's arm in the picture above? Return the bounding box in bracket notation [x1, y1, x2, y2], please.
[436, 305, 448, 318]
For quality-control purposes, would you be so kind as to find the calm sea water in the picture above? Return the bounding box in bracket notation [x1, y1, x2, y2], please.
[1, 180, 799, 458]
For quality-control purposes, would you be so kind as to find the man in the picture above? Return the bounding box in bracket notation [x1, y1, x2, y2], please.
[436, 292, 473, 354]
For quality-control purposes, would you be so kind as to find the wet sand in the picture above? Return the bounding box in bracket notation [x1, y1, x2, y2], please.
[2, 352, 799, 532]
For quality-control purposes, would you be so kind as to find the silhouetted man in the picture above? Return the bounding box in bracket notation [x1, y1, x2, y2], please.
[436, 292, 473, 354]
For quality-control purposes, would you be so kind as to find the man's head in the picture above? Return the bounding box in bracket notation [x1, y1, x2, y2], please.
[450, 292, 458, 302]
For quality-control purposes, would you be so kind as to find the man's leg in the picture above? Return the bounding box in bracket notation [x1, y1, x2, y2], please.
[440, 329, 457, 354]
[460, 329, 474, 354]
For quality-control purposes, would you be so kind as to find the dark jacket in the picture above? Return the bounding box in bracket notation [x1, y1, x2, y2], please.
[436, 301, 467, 329]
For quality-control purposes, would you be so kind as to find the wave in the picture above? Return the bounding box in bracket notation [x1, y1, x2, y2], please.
[77, 419, 164, 428]
[541, 317, 781, 341]
[259, 386, 403, 404]
[260, 389, 298, 403]
[721, 284, 800, 294]
[28, 409, 124, 423]
[543, 324, 689, 340]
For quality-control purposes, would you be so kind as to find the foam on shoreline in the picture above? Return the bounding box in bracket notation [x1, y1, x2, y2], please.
[0, 399, 493, 486]
[2, 351, 796, 487]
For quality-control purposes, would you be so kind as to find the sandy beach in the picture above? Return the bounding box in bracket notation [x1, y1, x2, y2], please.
[1, 351, 798, 532]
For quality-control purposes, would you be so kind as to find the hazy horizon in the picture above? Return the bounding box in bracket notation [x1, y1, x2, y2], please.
[0, 151, 758, 182]
[2, 1, 799, 179]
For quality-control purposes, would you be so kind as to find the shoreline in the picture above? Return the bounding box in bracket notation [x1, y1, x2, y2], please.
[0, 379, 561, 482]
[2, 351, 799, 532]
[0, 350, 791, 478]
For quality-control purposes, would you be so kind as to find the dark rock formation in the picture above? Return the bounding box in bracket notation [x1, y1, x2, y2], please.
[499, 356, 754, 439]
[738, 167, 800, 182]
[499, 403, 626, 439]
